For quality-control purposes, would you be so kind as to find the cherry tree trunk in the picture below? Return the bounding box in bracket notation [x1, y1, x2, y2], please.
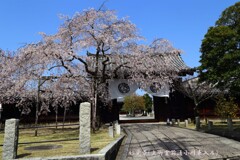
[55, 106, 58, 129]
[34, 79, 41, 136]
[62, 106, 67, 130]
[193, 102, 200, 117]
[91, 80, 98, 132]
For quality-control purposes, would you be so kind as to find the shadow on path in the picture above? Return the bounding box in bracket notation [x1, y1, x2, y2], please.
[118, 123, 240, 160]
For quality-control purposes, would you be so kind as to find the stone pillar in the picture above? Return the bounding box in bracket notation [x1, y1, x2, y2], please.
[113, 120, 121, 135]
[113, 120, 118, 130]
[208, 121, 213, 130]
[79, 102, 91, 154]
[109, 126, 114, 138]
[116, 125, 121, 135]
[3, 119, 19, 160]
[195, 117, 200, 130]
[171, 119, 176, 126]
[227, 117, 233, 131]
[166, 118, 170, 125]
[188, 118, 191, 124]
[177, 119, 180, 127]
[185, 120, 188, 128]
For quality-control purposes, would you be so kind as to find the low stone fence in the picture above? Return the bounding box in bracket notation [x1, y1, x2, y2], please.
[166, 118, 192, 127]
[167, 117, 235, 132]
[2, 102, 124, 160]
[166, 117, 198, 129]
[99, 135, 124, 160]
[2, 118, 124, 160]
[16, 135, 124, 160]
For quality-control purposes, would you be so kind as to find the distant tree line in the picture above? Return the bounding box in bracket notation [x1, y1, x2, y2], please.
[122, 94, 153, 117]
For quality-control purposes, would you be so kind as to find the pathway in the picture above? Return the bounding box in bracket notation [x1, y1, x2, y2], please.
[119, 123, 240, 160]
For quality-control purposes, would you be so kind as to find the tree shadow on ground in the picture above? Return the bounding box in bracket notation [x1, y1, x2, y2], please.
[17, 153, 31, 158]
[91, 147, 99, 152]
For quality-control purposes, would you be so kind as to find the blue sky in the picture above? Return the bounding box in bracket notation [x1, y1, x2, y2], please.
[0, 0, 239, 68]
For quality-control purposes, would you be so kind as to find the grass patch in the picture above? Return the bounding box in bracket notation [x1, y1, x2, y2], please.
[0, 124, 118, 159]
[178, 122, 196, 130]
[177, 119, 240, 142]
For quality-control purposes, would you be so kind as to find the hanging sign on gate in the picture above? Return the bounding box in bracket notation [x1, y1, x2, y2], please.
[108, 79, 139, 99]
[143, 83, 170, 97]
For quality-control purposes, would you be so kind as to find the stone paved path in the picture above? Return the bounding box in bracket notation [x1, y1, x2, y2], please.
[120, 123, 240, 160]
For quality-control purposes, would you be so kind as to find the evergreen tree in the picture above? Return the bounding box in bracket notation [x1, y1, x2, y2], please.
[122, 94, 145, 116]
[143, 94, 153, 113]
[199, 2, 240, 95]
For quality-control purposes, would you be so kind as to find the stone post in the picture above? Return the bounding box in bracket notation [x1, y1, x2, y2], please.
[166, 118, 170, 125]
[171, 119, 176, 126]
[113, 120, 121, 135]
[3, 119, 19, 160]
[188, 118, 191, 124]
[79, 102, 91, 154]
[113, 120, 118, 130]
[227, 117, 233, 131]
[195, 116, 200, 130]
[177, 119, 180, 127]
[109, 126, 114, 138]
[208, 121, 213, 130]
[116, 125, 121, 135]
[185, 120, 188, 128]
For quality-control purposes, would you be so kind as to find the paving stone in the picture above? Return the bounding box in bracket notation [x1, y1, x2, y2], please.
[121, 123, 240, 160]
